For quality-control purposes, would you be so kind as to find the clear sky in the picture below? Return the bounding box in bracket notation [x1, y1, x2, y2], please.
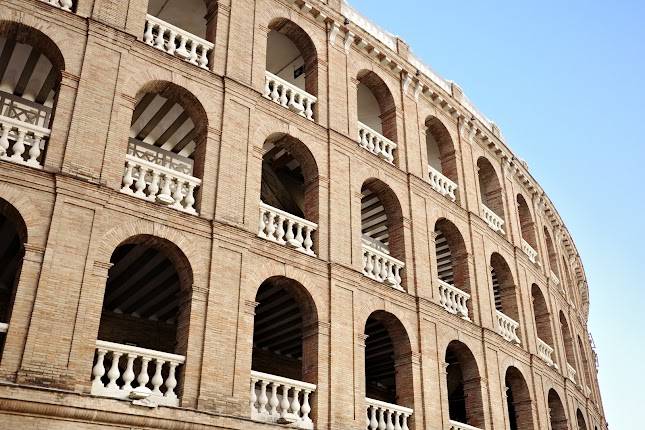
[346, 0, 645, 427]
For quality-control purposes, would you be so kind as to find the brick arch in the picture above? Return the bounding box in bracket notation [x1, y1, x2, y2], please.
[434, 218, 472, 309]
[0, 19, 66, 73]
[559, 311, 577, 373]
[0, 184, 44, 243]
[548, 388, 568, 430]
[490, 252, 520, 325]
[477, 156, 505, 220]
[504, 365, 535, 430]
[357, 69, 398, 142]
[531, 284, 554, 348]
[516, 193, 537, 249]
[445, 339, 485, 428]
[543, 227, 560, 278]
[576, 409, 588, 430]
[425, 115, 458, 183]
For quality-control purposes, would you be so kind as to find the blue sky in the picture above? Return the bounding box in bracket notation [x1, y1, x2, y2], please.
[347, 0, 645, 427]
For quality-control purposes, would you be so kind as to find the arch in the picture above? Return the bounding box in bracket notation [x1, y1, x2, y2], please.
[445, 340, 485, 428]
[434, 218, 472, 318]
[357, 69, 397, 142]
[544, 227, 560, 279]
[559, 311, 577, 377]
[516, 194, 537, 249]
[548, 389, 568, 430]
[490, 253, 520, 320]
[147, 0, 214, 40]
[577, 335, 592, 389]
[577, 409, 588, 430]
[505, 366, 534, 430]
[425, 116, 458, 184]
[561, 255, 577, 306]
[531, 284, 554, 348]
[477, 157, 505, 223]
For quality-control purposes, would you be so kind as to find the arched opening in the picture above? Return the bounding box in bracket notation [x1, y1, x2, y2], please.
[505, 367, 534, 430]
[548, 389, 568, 430]
[360, 179, 405, 290]
[544, 228, 560, 283]
[445, 340, 485, 429]
[364, 311, 414, 428]
[91, 235, 193, 406]
[531, 284, 555, 366]
[434, 219, 471, 320]
[122, 82, 207, 215]
[577, 409, 588, 430]
[250, 276, 318, 427]
[577, 336, 592, 390]
[559, 312, 577, 382]
[517, 195, 538, 262]
[477, 157, 505, 234]
[258, 133, 319, 256]
[356, 70, 397, 164]
[0, 22, 64, 168]
[264, 19, 318, 120]
[144, 0, 215, 69]
[0, 199, 27, 358]
[561, 256, 577, 307]
[425, 116, 458, 201]
[491, 253, 521, 344]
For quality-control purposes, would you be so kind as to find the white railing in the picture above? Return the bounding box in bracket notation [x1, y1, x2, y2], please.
[91, 340, 185, 407]
[258, 202, 317, 256]
[537, 337, 555, 367]
[121, 154, 201, 215]
[357, 121, 396, 164]
[0, 322, 8, 333]
[448, 420, 482, 430]
[550, 270, 560, 287]
[143, 15, 214, 70]
[263, 72, 317, 121]
[40, 0, 73, 11]
[521, 238, 538, 263]
[437, 279, 470, 320]
[428, 164, 457, 202]
[366, 397, 412, 430]
[481, 204, 505, 234]
[0, 115, 50, 169]
[250, 370, 316, 429]
[495, 310, 520, 344]
[362, 240, 404, 290]
[566, 363, 577, 384]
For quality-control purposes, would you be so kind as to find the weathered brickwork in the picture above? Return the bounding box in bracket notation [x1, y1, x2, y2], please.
[0, 0, 606, 429]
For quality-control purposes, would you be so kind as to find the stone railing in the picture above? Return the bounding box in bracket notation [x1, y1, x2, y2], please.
[448, 420, 482, 430]
[91, 340, 185, 407]
[481, 204, 505, 234]
[365, 397, 412, 430]
[495, 310, 521, 344]
[128, 138, 193, 175]
[40, 0, 74, 11]
[537, 337, 555, 367]
[263, 71, 316, 121]
[0, 322, 8, 333]
[437, 279, 470, 320]
[0, 114, 50, 169]
[428, 164, 458, 202]
[521, 238, 538, 263]
[362, 240, 404, 290]
[566, 363, 577, 384]
[250, 370, 316, 429]
[550, 270, 560, 287]
[357, 121, 396, 164]
[258, 202, 317, 256]
[144, 15, 214, 69]
[121, 153, 201, 214]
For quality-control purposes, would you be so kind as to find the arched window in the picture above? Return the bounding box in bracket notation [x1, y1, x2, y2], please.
[577, 409, 588, 430]
[490, 253, 521, 344]
[250, 276, 318, 428]
[0, 22, 64, 169]
[559, 311, 577, 382]
[434, 219, 471, 320]
[548, 389, 568, 430]
[505, 367, 534, 430]
[144, 0, 215, 69]
[532, 285, 555, 367]
[360, 179, 405, 290]
[477, 157, 505, 234]
[544, 228, 560, 285]
[577, 335, 592, 390]
[258, 133, 319, 256]
[356, 70, 397, 164]
[365, 311, 414, 430]
[91, 235, 193, 406]
[517, 194, 538, 263]
[0, 199, 27, 358]
[425, 117, 458, 201]
[121, 82, 207, 215]
[445, 341, 485, 429]
[264, 19, 318, 121]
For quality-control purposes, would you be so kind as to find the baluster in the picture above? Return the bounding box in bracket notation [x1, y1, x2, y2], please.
[394, 265, 402, 288]
[122, 353, 136, 391]
[188, 42, 199, 65]
[133, 166, 148, 197]
[0, 124, 9, 157]
[144, 20, 155, 45]
[280, 384, 291, 420]
[171, 178, 185, 210]
[258, 380, 269, 415]
[266, 212, 277, 241]
[121, 161, 135, 193]
[106, 351, 122, 390]
[393, 411, 402, 430]
[364, 251, 374, 278]
[164, 362, 178, 399]
[301, 390, 312, 423]
[26, 133, 42, 166]
[401, 413, 410, 430]
[184, 183, 197, 213]
[91, 349, 107, 390]
[380, 257, 389, 282]
[60, 0, 73, 11]
[366, 134, 375, 153]
[275, 215, 286, 244]
[263, 78, 272, 98]
[294, 223, 305, 250]
[137, 357, 151, 390]
[198, 45, 209, 69]
[250, 378, 258, 414]
[175, 35, 189, 59]
[385, 409, 394, 430]
[304, 98, 314, 120]
[288, 91, 297, 113]
[269, 382, 280, 417]
[378, 407, 386, 430]
[270, 80, 280, 102]
[279, 86, 289, 107]
[166, 30, 177, 55]
[9, 129, 27, 163]
[289, 386, 301, 418]
[158, 173, 174, 203]
[285, 218, 296, 247]
[150, 359, 164, 396]
[147, 170, 161, 201]
[258, 209, 268, 238]
[302, 226, 313, 254]
[154, 24, 166, 50]
[369, 405, 379, 430]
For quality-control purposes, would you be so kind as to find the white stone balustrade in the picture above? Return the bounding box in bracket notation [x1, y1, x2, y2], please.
[521, 238, 538, 263]
[263, 72, 317, 121]
[428, 164, 458, 202]
[537, 337, 555, 367]
[144, 15, 214, 69]
[91, 340, 185, 407]
[481, 204, 505, 234]
[40, 0, 73, 11]
[550, 270, 560, 287]
[121, 154, 201, 214]
[362, 240, 404, 290]
[357, 121, 396, 164]
[438, 279, 470, 320]
[0, 115, 50, 169]
[250, 370, 316, 429]
[448, 420, 483, 430]
[495, 310, 521, 344]
[366, 397, 412, 430]
[567, 363, 577, 384]
[258, 202, 317, 256]
[0, 322, 8, 333]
